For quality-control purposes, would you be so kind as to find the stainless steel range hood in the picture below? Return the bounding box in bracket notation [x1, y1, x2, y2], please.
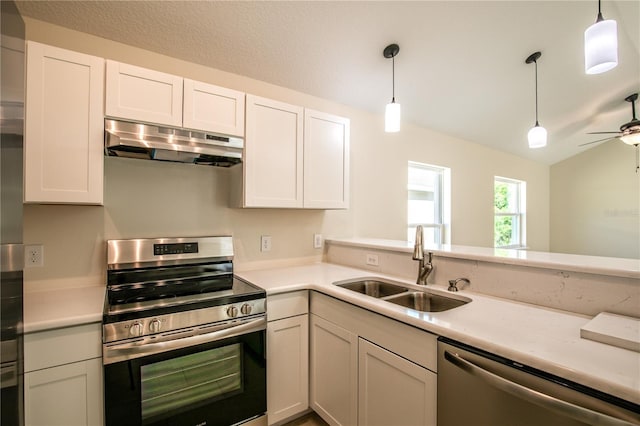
[105, 119, 243, 167]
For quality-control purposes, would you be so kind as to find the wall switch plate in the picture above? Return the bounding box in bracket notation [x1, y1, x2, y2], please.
[365, 253, 379, 266]
[260, 235, 272, 252]
[25, 244, 44, 267]
[313, 234, 323, 249]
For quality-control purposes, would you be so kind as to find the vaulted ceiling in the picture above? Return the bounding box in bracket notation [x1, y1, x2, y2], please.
[16, 0, 640, 165]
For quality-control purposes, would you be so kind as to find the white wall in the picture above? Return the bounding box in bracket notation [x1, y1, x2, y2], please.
[351, 120, 549, 248]
[550, 140, 640, 259]
[22, 18, 550, 291]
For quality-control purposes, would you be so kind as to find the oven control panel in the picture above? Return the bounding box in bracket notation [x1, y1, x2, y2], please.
[103, 299, 266, 343]
[153, 242, 199, 256]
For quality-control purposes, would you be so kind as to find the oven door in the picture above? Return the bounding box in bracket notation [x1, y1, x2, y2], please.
[104, 319, 266, 426]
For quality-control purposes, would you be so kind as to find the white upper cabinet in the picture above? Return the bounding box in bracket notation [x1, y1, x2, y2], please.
[25, 41, 104, 205]
[233, 96, 350, 209]
[304, 109, 350, 209]
[183, 79, 245, 137]
[241, 94, 304, 208]
[105, 61, 245, 137]
[105, 60, 183, 127]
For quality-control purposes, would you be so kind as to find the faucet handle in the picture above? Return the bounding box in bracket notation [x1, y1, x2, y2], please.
[448, 278, 470, 292]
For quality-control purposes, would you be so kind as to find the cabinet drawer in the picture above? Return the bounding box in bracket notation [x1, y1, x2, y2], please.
[25, 323, 102, 372]
[267, 291, 308, 321]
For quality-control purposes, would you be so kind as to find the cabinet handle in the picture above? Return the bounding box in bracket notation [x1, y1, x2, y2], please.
[444, 350, 638, 426]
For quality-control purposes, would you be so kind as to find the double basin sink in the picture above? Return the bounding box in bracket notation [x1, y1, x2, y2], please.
[334, 278, 470, 312]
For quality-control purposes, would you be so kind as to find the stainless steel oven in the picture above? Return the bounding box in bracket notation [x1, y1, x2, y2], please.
[103, 236, 266, 426]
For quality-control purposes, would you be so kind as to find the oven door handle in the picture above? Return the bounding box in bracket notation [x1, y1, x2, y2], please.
[104, 316, 266, 364]
[444, 350, 638, 426]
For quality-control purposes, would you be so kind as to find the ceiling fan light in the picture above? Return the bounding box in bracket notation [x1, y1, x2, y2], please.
[385, 101, 401, 133]
[584, 19, 618, 75]
[528, 124, 547, 148]
[620, 133, 640, 146]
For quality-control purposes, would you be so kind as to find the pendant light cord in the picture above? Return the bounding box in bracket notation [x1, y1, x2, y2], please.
[534, 59, 539, 126]
[596, 0, 604, 22]
[392, 55, 396, 103]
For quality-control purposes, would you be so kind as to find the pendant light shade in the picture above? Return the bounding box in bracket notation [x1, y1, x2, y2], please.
[383, 44, 400, 133]
[525, 51, 547, 149]
[584, 0, 618, 75]
[385, 101, 401, 133]
[528, 124, 548, 149]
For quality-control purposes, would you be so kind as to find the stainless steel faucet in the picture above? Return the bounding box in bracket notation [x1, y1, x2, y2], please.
[412, 225, 433, 285]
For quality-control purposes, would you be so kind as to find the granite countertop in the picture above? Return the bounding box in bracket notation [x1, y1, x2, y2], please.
[22, 262, 639, 406]
[236, 262, 640, 406]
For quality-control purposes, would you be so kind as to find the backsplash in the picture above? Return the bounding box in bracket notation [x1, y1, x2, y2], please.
[325, 240, 639, 318]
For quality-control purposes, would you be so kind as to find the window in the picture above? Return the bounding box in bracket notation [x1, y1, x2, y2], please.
[494, 177, 526, 248]
[408, 162, 450, 245]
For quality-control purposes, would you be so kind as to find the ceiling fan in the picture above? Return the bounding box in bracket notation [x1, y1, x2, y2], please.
[580, 93, 640, 147]
[580, 93, 640, 173]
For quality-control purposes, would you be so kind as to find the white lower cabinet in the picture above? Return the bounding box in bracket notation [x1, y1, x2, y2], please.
[24, 323, 103, 426]
[310, 292, 438, 426]
[25, 358, 103, 426]
[310, 315, 358, 426]
[267, 291, 310, 425]
[358, 339, 436, 426]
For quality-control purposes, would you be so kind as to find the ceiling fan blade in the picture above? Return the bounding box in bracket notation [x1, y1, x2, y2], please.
[586, 131, 621, 135]
[579, 136, 617, 146]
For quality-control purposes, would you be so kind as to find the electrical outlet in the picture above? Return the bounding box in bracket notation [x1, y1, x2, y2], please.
[260, 235, 272, 252]
[366, 253, 379, 266]
[25, 244, 44, 267]
[313, 234, 323, 249]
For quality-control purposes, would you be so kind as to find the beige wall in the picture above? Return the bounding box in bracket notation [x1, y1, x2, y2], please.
[22, 18, 550, 291]
[550, 140, 640, 259]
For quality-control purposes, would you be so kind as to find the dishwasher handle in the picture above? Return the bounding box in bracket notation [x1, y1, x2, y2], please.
[444, 350, 638, 426]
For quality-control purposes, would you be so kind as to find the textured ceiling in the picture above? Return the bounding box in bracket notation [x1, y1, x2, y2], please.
[15, 0, 640, 165]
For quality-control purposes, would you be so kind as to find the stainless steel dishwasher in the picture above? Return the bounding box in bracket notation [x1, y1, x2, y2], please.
[438, 338, 640, 426]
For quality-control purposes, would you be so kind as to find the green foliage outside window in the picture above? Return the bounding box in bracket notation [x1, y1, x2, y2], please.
[495, 216, 513, 246]
[494, 182, 513, 246]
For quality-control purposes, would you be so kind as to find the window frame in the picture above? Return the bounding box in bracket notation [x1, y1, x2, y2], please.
[407, 161, 450, 245]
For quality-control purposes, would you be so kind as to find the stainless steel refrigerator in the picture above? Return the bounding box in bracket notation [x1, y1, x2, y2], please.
[1, 1, 25, 424]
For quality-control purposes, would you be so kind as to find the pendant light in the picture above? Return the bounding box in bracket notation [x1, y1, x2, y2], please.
[525, 51, 547, 149]
[383, 44, 401, 133]
[584, 0, 618, 75]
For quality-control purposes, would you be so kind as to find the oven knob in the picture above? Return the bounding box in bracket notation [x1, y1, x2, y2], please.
[240, 303, 252, 315]
[129, 322, 143, 337]
[227, 306, 239, 318]
[149, 319, 162, 333]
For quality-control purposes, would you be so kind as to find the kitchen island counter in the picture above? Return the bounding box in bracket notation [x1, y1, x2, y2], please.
[237, 262, 640, 407]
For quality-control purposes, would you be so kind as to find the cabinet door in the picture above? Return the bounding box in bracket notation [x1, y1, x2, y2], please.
[310, 315, 358, 426]
[183, 79, 245, 136]
[24, 42, 104, 204]
[105, 60, 182, 127]
[358, 338, 436, 426]
[25, 358, 103, 426]
[303, 109, 350, 209]
[243, 95, 304, 207]
[267, 314, 309, 425]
